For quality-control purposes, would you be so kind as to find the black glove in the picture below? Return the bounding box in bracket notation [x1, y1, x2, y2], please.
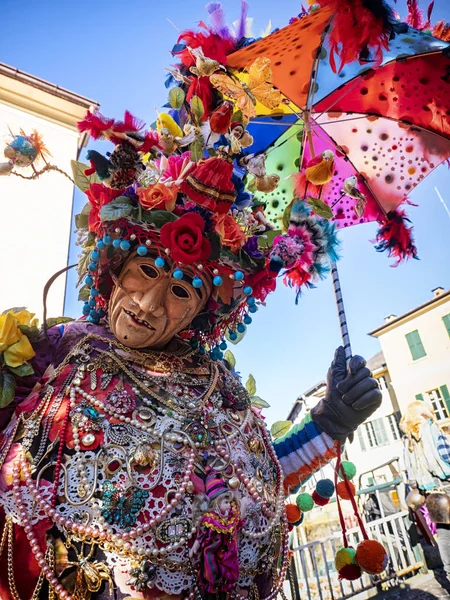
[311, 346, 382, 441]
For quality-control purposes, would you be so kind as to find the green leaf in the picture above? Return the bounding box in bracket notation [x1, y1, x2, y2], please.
[18, 325, 40, 341]
[270, 420, 292, 439]
[191, 95, 204, 120]
[190, 135, 205, 163]
[306, 196, 333, 219]
[224, 350, 236, 370]
[78, 285, 91, 302]
[100, 196, 135, 222]
[207, 232, 222, 261]
[251, 396, 270, 409]
[141, 210, 178, 229]
[225, 328, 246, 345]
[9, 363, 34, 377]
[45, 316, 74, 329]
[75, 202, 92, 230]
[282, 203, 292, 233]
[247, 178, 257, 193]
[231, 110, 243, 123]
[70, 160, 100, 193]
[169, 87, 185, 110]
[0, 372, 16, 408]
[245, 373, 256, 396]
[77, 246, 95, 281]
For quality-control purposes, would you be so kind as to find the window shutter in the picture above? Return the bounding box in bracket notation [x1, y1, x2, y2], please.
[443, 314, 450, 338]
[439, 385, 450, 417]
[405, 330, 426, 360]
[415, 393, 424, 401]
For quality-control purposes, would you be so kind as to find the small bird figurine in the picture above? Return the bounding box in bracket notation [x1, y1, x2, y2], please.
[241, 153, 267, 178]
[342, 175, 367, 217]
[254, 173, 280, 193]
[305, 149, 335, 185]
[157, 113, 183, 138]
[188, 47, 224, 77]
[165, 67, 192, 86]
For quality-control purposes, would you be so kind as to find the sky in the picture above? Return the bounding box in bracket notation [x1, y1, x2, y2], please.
[1, 0, 449, 424]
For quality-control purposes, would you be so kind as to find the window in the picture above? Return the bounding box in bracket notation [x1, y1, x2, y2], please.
[405, 330, 426, 360]
[423, 388, 450, 422]
[377, 376, 388, 391]
[443, 314, 450, 337]
[358, 414, 401, 451]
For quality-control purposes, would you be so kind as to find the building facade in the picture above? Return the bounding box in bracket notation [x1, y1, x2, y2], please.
[0, 62, 98, 318]
[369, 287, 450, 427]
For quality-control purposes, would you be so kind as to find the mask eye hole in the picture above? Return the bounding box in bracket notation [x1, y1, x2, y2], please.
[171, 285, 190, 299]
[140, 265, 159, 279]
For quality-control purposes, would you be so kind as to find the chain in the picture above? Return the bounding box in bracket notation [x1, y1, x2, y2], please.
[0, 415, 23, 471]
[7, 517, 22, 600]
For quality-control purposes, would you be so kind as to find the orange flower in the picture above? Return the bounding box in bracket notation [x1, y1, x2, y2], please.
[137, 183, 178, 212]
[214, 214, 246, 252]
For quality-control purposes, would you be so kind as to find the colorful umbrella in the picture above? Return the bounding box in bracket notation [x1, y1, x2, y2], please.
[229, 14, 450, 233]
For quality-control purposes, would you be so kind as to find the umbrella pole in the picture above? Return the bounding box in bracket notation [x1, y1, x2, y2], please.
[330, 261, 352, 365]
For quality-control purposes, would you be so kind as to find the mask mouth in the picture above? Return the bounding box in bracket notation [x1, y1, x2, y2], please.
[123, 309, 156, 331]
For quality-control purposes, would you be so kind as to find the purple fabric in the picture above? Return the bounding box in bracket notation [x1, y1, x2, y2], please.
[243, 236, 264, 260]
[420, 504, 437, 535]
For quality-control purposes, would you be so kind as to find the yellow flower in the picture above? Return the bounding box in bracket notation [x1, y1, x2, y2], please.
[4, 335, 35, 368]
[0, 313, 21, 352]
[9, 309, 38, 327]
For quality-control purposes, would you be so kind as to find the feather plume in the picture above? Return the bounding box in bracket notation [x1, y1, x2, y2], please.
[294, 171, 321, 199]
[186, 76, 216, 118]
[174, 30, 235, 68]
[374, 209, 419, 266]
[236, 1, 249, 40]
[138, 131, 160, 153]
[77, 111, 115, 139]
[406, 0, 424, 30]
[320, 0, 395, 72]
[113, 110, 146, 134]
[207, 3, 233, 40]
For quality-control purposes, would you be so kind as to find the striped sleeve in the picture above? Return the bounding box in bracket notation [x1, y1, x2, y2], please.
[273, 414, 340, 492]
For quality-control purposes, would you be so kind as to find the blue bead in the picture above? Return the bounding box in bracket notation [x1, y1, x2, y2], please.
[120, 240, 131, 251]
[88, 262, 98, 272]
[217, 351, 224, 360]
[229, 331, 238, 341]
[97, 308, 106, 317]
[213, 276, 223, 287]
[249, 305, 258, 314]
[137, 245, 148, 256]
[237, 323, 246, 333]
[247, 296, 256, 306]
[199, 347, 206, 355]
[88, 315, 100, 324]
[190, 338, 199, 349]
[243, 286, 253, 296]
[244, 315, 252, 325]
[88, 299, 96, 308]
[192, 276, 203, 288]
[234, 271, 244, 281]
[90, 288, 99, 297]
[91, 251, 100, 262]
[82, 303, 90, 316]
[219, 341, 227, 350]
[103, 235, 112, 246]
[89, 309, 97, 317]
[113, 239, 121, 248]
[97, 241, 105, 251]
[173, 269, 184, 280]
[84, 275, 93, 286]
[155, 257, 165, 268]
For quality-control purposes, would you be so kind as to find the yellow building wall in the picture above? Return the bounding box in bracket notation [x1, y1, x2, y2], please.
[375, 295, 450, 421]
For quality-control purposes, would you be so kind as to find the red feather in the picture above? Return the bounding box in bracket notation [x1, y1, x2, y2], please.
[374, 209, 419, 266]
[113, 110, 145, 134]
[138, 131, 160, 153]
[174, 30, 235, 67]
[427, 1, 435, 24]
[186, 76, 215, 118]
[77, 111, 114, 139]
[406, 0, 424, 29]
[320, 0, 393, 73]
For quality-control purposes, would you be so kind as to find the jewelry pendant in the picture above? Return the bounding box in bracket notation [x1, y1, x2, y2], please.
[81, 433, 96, 446]
[101, 481, 149, 530]
[129, 442, 157, 469]
[104, 390, 136, 414]
[127, 560, 157, 592]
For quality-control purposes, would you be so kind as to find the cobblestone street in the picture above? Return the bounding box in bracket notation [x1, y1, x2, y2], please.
[368, 572, 450, 600]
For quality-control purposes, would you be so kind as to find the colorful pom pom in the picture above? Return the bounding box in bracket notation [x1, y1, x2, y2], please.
[339, 461, 357, 481]
[356, 540, 388, 575]
[315, 478, 335, 499]
[339, 563, 362, 581]
[335, 547, 356, 571]
[336, 481, 356, 500]
[312, 490, 330, 506]
[296, 493, 314, 512]
[285, 504, 301, 524]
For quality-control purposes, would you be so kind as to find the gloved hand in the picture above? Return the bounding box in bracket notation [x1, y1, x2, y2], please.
[311, 346, 382, 441]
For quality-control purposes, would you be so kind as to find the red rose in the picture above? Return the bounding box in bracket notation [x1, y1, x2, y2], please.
[160, 213, 211, 265]
[247, 267, 277, 302]
[86, 183, 125, 233]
